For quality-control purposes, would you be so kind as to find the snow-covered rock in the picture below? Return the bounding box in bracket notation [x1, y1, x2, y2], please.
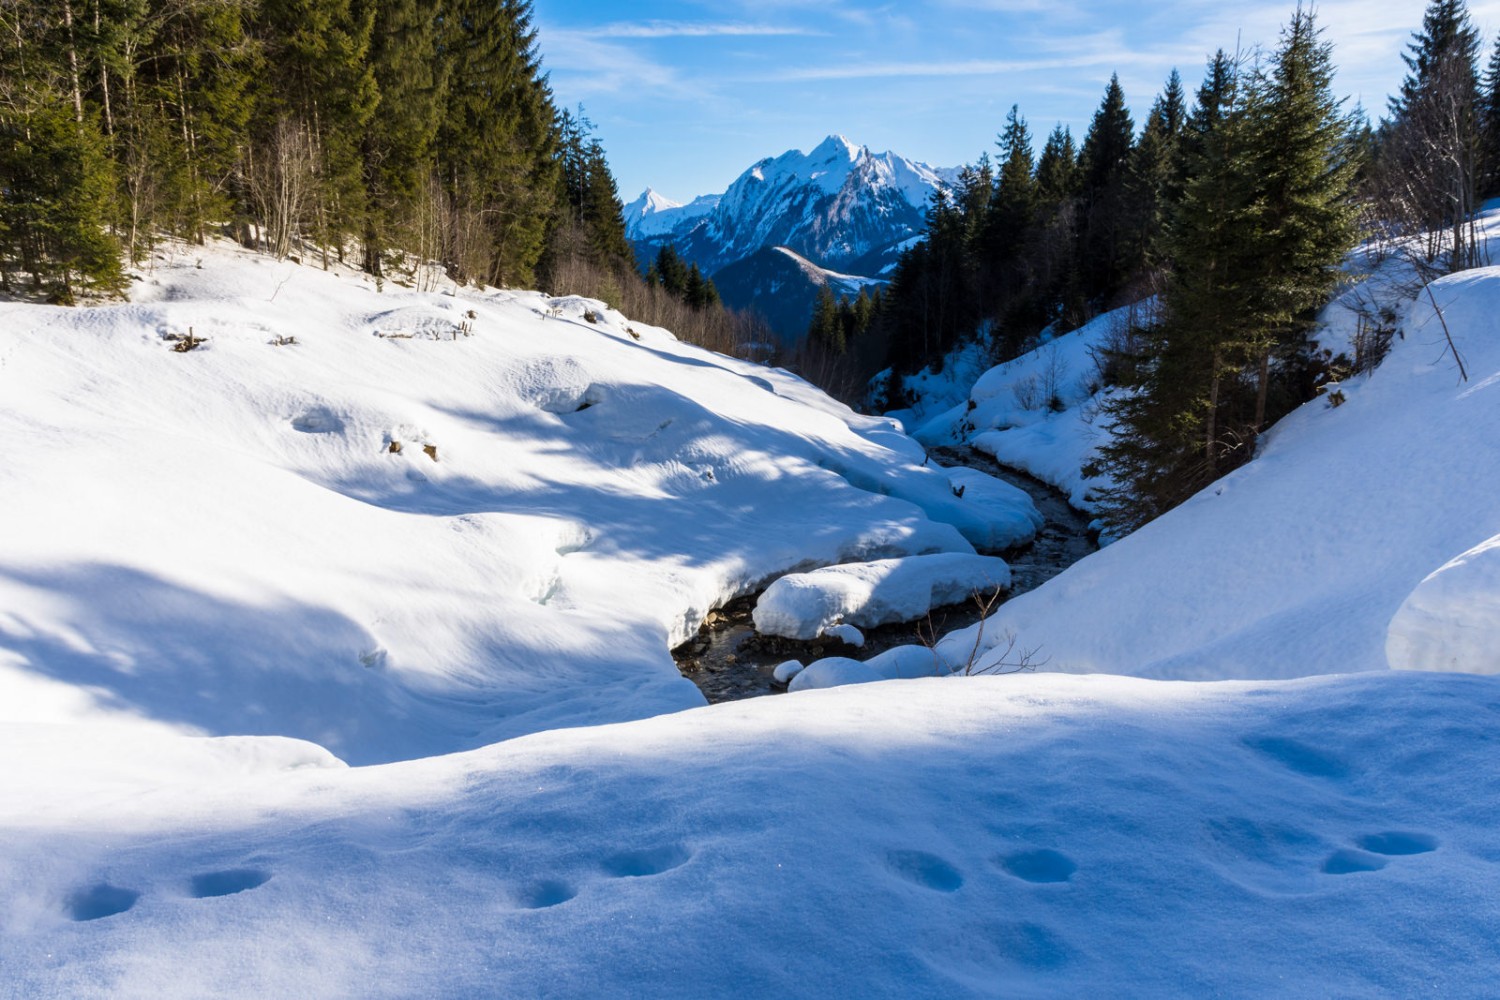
[1387, 533, 1500, 673]
[753, 553, 1010, 640]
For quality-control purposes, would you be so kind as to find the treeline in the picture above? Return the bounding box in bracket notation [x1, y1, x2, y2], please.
[1, 0, 683, 337]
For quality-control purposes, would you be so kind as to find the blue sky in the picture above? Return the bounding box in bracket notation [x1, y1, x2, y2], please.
[536, 0, 1500, 202]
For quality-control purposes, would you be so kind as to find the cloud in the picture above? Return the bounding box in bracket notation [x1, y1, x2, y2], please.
[574, 21, 819, 39]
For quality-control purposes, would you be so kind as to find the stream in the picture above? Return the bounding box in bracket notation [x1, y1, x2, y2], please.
[673, 446, 1098, 702]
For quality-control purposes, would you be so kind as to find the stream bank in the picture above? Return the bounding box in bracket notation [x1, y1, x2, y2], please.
[674, 447, 1097, 702]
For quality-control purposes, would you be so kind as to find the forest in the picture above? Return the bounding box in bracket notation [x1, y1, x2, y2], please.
[831, 0, 1500, 530]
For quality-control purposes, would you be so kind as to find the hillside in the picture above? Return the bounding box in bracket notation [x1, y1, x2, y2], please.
[0, 241, 1034, 764]
[3, 242, 1500, 997]
[710, 246, 884, 345]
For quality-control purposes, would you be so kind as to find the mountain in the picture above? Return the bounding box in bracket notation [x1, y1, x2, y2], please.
[711, 246, 883, 345]
[628, 135, 956, 339]
[622, 188, 720, 240]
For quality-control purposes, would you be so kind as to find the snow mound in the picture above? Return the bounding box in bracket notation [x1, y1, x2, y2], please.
[1387, 533, 1500, 673]
[0, 240, 1033, 764]
[753, 553, 1010, 640]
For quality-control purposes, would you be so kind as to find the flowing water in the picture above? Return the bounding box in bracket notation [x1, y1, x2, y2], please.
[673, 447, 1097, 702]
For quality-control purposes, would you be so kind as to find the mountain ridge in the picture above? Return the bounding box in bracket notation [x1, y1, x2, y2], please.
[627, 134, 955, 340]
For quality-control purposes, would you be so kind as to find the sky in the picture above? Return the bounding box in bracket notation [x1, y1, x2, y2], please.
[535, 0, 1500, 204]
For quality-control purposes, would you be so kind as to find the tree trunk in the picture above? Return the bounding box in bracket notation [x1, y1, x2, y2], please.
[61, 0, 84, 124]
[1254, 348, 1271, 436]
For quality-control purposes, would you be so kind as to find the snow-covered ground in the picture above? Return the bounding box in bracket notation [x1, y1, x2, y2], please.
[0, 240, 1037, 764]
[5, 672, 1498, 998]
[5, 234, 1500, 997]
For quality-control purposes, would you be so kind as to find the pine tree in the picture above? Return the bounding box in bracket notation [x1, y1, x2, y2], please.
[1477, 32, 1500, 196]
[1092, 10, 1359, 533]
[1077, 75, 1136, 302]
[807, 284, 842, 352]
[1242, 5, 1361, 431]
[359, 0, 445, 276]
[0, 0, 122, 298]
[437, 0, 558, 286]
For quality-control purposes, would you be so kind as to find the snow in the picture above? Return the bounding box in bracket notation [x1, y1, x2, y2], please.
[752, 553, 1011, 640]
[0, 239, 1029, 763]
[6, 672, 1498, 998]
[622, 188, 720, 240]
[893, 261, 1500, 682]
[1387, 529, 1500, 674]
[824, 623, 866, 647]
[8, 223, 1500, 996]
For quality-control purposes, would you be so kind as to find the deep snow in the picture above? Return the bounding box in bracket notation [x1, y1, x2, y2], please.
[4, 231, 1500, 998]
[0, 240, 1038, 763]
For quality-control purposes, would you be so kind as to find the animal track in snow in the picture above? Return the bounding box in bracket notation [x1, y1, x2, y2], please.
[67, 883, 139, 921]
[1243, 735, 1350, 779]
[1322, 849, 1386, 875]
[1357, 831, 1438, 856]
[190, 868, 271, 898]
[515, 879, 576, 909]
[885, 850, 964, 893]
[601, 843, 691, 878]
[998, 849, 1077, 884]
[290, 407, 345, 434]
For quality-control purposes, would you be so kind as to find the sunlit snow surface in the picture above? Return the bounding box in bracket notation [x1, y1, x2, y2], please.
[0, 241, 1034, 763]
[2, 240, 1500, 996]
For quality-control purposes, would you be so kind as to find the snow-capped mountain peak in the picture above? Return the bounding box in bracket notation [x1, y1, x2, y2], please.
[629, 135, 954, 278]
[622, 188, 720, 240]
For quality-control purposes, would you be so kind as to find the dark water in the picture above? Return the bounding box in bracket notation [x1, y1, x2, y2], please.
[672, 447, 1097, 702]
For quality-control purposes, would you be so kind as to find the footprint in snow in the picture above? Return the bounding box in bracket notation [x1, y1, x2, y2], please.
[190, 868, 271, 898]
[66, 883, 140, 922]
[1357, 831, 1439, 856]
[601, 843, 692, 878]
[515, 879, 576, 909]
[1323, 832, 1437, 875]
[998, 849, 1077, 884]
[886, 850, 964, 893]
[1322, 849, 1386, 875]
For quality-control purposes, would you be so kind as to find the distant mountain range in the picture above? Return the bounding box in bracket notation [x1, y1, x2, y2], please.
[624, 135, 956, 344]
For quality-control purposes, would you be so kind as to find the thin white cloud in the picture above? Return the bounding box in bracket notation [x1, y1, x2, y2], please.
[577, 21, 819, 39]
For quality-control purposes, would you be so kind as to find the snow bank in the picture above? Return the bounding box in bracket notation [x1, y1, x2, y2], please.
[901, 306, 1140, 509]
[1387, 532, 1500, 673]
[753, 553, 1010, 640]
[938, 264, 1500, 680]
[4, 672, 1498, 998]
[0, 240, 1031, 762]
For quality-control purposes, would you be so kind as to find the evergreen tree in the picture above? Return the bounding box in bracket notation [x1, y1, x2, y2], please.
[1477, 32, 1500, 196]
[438, 0, 557, 286]
[1123, 70, 1187, 272]
[1092, 8, 1360, 533]
[807, 284, 842, 353]
[1077, 74, 1135, 301]
[1035, 125, 1079, 203]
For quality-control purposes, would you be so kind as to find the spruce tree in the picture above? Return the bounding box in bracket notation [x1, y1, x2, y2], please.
[1077, 75, 1135, 302]
[359, 0, 445, 276]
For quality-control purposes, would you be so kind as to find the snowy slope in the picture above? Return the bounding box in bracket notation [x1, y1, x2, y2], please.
[895, 264, 1500, 682]
[0, 241, 1038, 764]
[7, 236, 1500, 998]
[5, 672, 1498, 998]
